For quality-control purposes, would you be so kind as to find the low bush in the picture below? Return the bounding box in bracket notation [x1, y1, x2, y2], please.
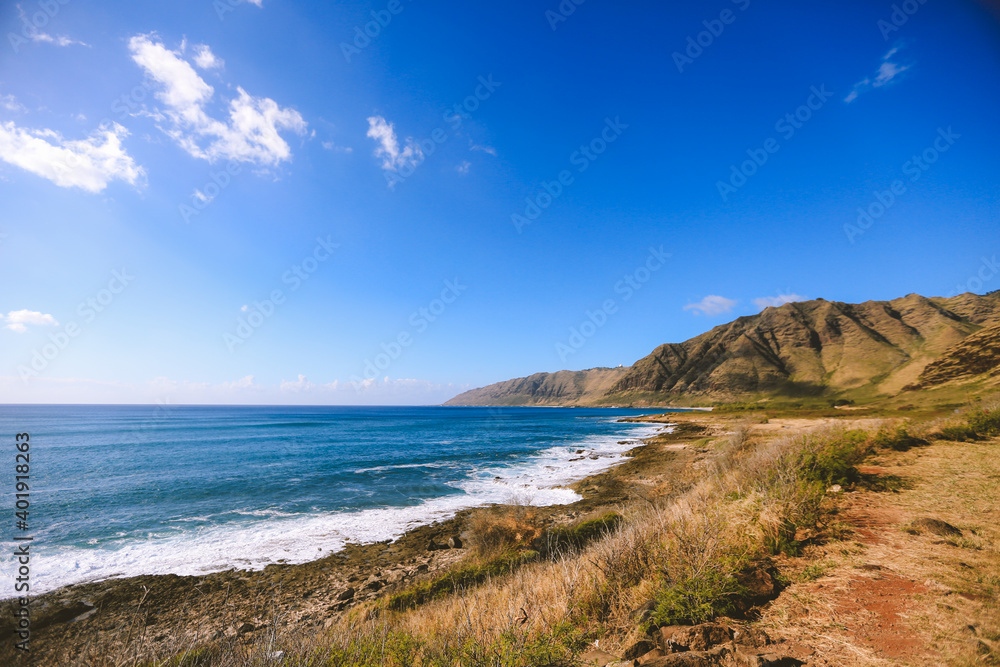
[385, 551, 538, 612]
[467, 504, 544, 559]
[967, 405, 1000, 437]
[647, 568, 745, 628]
[541, 512, 622, 556]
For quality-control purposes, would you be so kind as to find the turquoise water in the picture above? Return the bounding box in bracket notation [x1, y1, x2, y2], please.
[0, 405, 673, 594]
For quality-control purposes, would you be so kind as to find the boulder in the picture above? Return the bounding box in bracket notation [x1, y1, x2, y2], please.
[657, 623, 732, 652]
[447, 536, 464, 549]
[623, 639, 656, 660]
[337, 587, 355, 601]
[579, 647, 623, 666]
[912, 518, 962, 537]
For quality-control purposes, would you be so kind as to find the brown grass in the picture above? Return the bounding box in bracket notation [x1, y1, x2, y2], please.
[63, 399, 1000, 666]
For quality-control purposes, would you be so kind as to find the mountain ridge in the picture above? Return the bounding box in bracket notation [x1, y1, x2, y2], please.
[444, 292, 1000, 407]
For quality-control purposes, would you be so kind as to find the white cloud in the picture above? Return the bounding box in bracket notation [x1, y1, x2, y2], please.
[192, 44, 224, 70]
[3, 309, 59, 333]
[456, 160, 471, 174]
[1, 94, 26, 113]
[683, 295, 737, 316]
[280, 374, 316, 392]
[192, 188, 213, 204]
[753, 294, 807, 310]
[221, 375, 258, 390]
[14, 5, 88, 49]
[128, 35, 307, 166]
[245, 0, 264, 6]
[0, 120, 144, 192]
[366, 115, 422, 175]
[321, 140, 352, 153]
[845, 47, 910, 103]
[2, 373, 467, 405]
[470, 142, 497, 156]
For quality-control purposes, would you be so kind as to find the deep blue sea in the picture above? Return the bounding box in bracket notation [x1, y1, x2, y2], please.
[0, 405, 674, 594]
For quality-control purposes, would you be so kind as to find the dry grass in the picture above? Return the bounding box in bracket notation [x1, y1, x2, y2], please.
[78, 399, 1000, 666]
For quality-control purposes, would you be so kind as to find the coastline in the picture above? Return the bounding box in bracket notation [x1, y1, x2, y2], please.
[0, 413, 706, 665]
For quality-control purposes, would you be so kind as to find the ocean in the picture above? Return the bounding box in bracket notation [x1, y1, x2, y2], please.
[0, 404, 673, 595]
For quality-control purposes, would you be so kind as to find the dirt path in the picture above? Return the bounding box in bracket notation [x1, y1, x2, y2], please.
[761, 435, 1000, 666]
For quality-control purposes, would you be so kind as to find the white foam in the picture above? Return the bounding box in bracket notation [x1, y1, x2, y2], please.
[17, 422, 670, 595]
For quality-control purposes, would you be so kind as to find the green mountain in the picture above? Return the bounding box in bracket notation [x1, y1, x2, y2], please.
[444, 293, 1000, 407]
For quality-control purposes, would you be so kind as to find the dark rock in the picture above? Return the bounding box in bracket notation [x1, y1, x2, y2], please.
[657, 623, 732, 652]
[427, 540, 444, 551]
[579, 647, 622, 666]
[643, 645, 732, 666]
[731, 626, 771, 649]
[623, 639, 656, 660]
[337, 587, 355, 601]
[912, 518, 962, 537]
[447, 536, 463, 549]
[236, 622, 256, 635]
[364, 580, 383, 591]
[734, 561, 783, 614]
[732, 652, 804, 667]
[636, 648, 666, 664]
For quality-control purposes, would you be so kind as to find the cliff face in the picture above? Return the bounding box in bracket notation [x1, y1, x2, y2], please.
[904, 321, 1000, 390]
[606, 293, 1000, 402]
[443, 367, 629, 406]
[445, 293, 1000, 406]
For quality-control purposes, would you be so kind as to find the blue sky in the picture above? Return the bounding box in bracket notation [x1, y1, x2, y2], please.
[0, 0, 998, 405]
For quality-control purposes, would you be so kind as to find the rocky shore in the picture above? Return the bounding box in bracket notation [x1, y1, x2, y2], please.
[1, 415, 707, 666]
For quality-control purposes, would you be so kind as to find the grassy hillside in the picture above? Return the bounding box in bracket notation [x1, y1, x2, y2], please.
[446, 293, 1000, 408]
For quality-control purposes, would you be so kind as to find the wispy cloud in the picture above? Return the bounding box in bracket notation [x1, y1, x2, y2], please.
[683, 295, 737, 316]
[366, 115, 422, 178]
[321, 140, 352, 153]
[3, 309, 59, 333]
[0, 94, 26, 113]
[456, 160, 471, 174]
[845, 46, 910, 103]
[14, 4, 89, 49]
[470, 142, 497, 156]
[752, 293, 807, 310]
[128, 34, 307, 167]
[0, 120, 144, 192]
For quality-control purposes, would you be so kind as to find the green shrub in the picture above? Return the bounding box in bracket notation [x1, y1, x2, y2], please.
[541, 512, 622, 555]
[385, 551, 538, 612]
[940, 424, 978, 442]
[798, 430, 869, 487]
[871, 426, 922, 451]
[967, 407, 1000, 437]
[646, 569, 744, 628]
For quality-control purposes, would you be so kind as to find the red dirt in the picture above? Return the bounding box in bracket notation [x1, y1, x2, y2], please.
[829, 572, 929, 660]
